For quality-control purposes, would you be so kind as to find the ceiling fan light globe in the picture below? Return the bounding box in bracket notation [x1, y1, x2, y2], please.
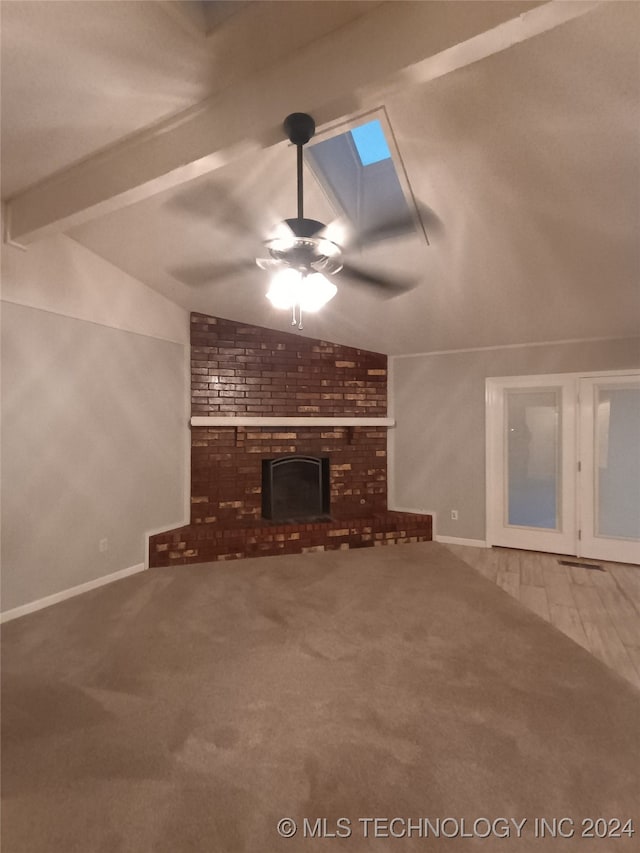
[265, 267, 302, 309]
[299, 273, 338, 312]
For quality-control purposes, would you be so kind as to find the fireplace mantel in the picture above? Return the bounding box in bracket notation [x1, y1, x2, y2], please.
[191, 417, 395, 427]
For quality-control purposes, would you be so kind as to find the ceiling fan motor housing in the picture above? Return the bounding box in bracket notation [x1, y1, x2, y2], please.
[285, 217, 324, 239]
[265, 218, 343, 275]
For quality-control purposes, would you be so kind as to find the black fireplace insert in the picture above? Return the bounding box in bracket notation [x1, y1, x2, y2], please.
[262, 455, 330, 522]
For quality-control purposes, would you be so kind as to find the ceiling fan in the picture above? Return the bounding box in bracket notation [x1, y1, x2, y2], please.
[257, 112, 421, 328]
[170, 112, 442, 328]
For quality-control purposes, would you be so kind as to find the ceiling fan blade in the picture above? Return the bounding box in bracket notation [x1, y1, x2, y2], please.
[415, 201, 445, 239]
[356, 201, 444, 247]
[166, 181, 262, 241]
[266, 219, 296, 242]
[316, 216, 352, 248]
[339, 262, 416, 298]
[170, 259, 258, 287]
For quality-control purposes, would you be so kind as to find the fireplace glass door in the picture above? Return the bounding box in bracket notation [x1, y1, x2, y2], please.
[262, 456, 330, 522]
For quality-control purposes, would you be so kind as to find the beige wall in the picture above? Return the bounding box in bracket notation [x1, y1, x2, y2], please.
[390, 338, 640, 542]
[1, 236, 189, 613]
[2, 234, 188, 345]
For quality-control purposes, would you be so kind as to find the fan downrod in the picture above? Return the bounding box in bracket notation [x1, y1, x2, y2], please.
[283, 113, 316, 146]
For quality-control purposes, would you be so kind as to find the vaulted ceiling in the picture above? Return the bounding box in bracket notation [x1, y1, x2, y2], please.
[2, 0, 639, 354]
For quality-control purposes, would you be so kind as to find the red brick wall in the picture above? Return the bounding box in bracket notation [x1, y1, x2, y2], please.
[190, 313, 387, 417]
[189, 313, 388, 523]
[148, 314, 432, 567]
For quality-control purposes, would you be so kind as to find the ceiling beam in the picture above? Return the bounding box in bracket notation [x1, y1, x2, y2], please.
[5, 0, 600, 246]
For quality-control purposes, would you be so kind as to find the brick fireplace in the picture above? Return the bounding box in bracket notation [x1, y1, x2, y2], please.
[148, 313, 431, 566]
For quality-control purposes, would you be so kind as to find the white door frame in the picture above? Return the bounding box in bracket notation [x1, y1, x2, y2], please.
[486, 368, 639, 559]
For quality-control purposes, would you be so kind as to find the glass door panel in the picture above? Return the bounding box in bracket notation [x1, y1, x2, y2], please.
[506, 390, 560, 530]
[486, 376, 576, 554]
[579, 375, 640, 563]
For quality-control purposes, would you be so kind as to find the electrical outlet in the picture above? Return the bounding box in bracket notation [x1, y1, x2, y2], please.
[99, 538, 108, 552]
[450, 510, 458, 521]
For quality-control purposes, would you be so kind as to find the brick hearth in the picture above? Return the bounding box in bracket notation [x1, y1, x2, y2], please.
[149, 313, 431, 566]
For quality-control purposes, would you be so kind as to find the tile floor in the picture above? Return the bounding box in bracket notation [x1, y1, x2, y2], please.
[446, 544, 640, 691]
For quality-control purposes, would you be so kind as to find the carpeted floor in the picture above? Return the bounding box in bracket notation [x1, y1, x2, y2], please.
[2, 542, 639, 852]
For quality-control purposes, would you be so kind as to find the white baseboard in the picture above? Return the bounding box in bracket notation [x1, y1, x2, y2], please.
[435, 535, 489, 548]
[0, 562, 146, 624]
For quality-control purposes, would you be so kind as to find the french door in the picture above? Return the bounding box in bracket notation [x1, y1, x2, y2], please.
[578, 374, 640, 563]
[486, 371, 640, 564]
[486, 375, 577, 554]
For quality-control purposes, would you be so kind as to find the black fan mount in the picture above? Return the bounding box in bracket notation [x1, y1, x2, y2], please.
[257, 113, 343, 277]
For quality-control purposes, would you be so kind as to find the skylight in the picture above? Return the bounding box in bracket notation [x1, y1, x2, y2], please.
[305, 114, 417, 244]
[350, 119, 391, 166]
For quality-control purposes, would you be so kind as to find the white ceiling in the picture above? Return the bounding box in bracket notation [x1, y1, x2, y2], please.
[2, 0, 639, 355]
